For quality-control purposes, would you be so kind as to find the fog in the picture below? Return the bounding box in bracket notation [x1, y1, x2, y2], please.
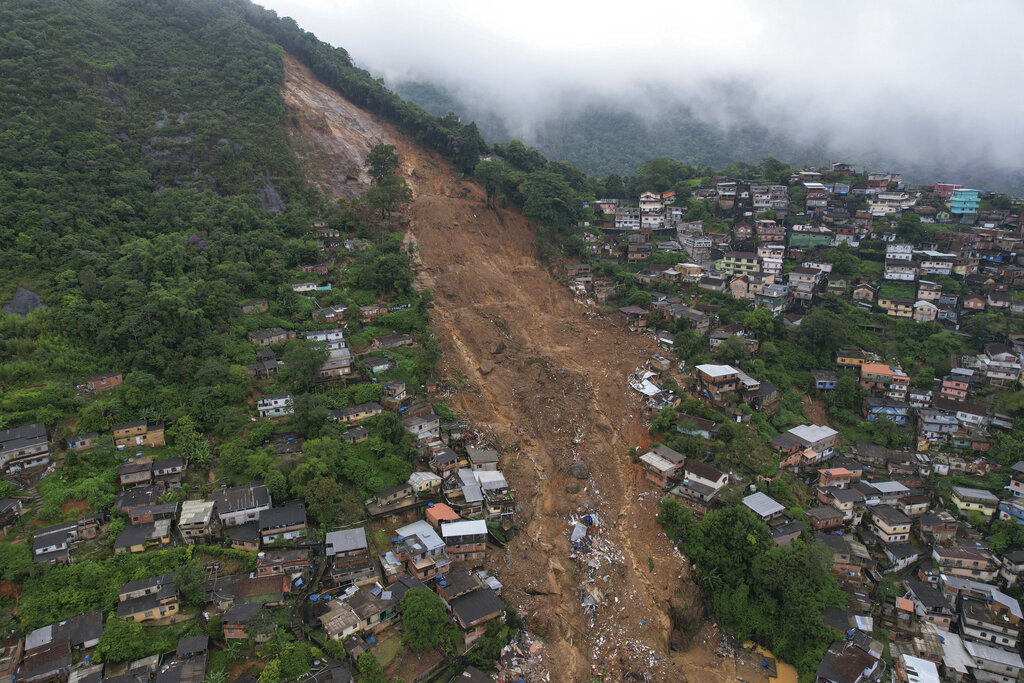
[261, 0, 1024, 186]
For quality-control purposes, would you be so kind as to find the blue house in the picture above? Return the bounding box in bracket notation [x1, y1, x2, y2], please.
[949, 188, 979, 215]
[999, 499, 1024, 526]
[863, 397, 909, 425]
[812, 370, 838, 391]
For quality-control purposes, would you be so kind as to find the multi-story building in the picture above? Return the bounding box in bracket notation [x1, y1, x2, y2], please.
[257, 393, 293, 418]
[0, 422, 50, 474]
[178, 500, 216, 544]
[113, 421, 165, 449]
[949, 188, 980, 215]
[884, 260, 918, 281]
[715, 252, 759, 277]
[932, 546, 997, 581]
[694, 364, 739, 401]
[213, 483, 271, 527]
[787, 267, 820, 302]
[950, 486, 998, 519]
[440, 519, 488, 564]
[326, 528, 375, 587]
[869, 504, 911, 543]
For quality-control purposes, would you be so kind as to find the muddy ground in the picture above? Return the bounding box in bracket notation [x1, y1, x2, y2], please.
[282, 54, 766, 682]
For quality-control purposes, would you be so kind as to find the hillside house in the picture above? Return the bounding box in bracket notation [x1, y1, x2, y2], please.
[257, 393, 293, 418]
[304, 328, 345, 349]
[869, 505, 911, 543]
[950, 486, 998, 519]
[179, 500, 216, 544]
[369, 333, 412, 351]
[716, 252, 759, 277]
[65, 432, 99, 453]
[402, 413, 440, 442]
[812, 370, 838, 391]
[247, 328, 295, 346]
[114, 519, 172, 553]
[259, 502, 307, 544]
[320, 347, 353, 379]
[214, 483, 271, 527]
[449, 586, 504, 645]
[864, 397, 910, 425]
[117, 574, 179, 623]
[618, 305, 648, 331]
[694, 364, 739, 401]
[312, 304, 347, 323]
[325, 528, 375, 587]
[639, 444, 685, 488]
[86, 372, 122, 393]
[332, 402, 383, 425]
[0, 422, 51, 474]
[441, 519, 488, 564]
[113, 421, 165, 449]
[392, 520, 450, 582]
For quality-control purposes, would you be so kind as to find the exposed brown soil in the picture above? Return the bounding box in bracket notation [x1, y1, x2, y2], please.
[61, 499, 90, 515]
[802, 394, 831, 427]
[281, 53, 747, 682]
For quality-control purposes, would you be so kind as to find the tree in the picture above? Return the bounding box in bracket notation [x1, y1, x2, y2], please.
[258, 660, 280, 683]
[356, 653, 386, 683]
[290, 392, 329, 439]
[365, 174, 412, 223]
[303, 476, 342, 526]
[172, 415, 211, 467]
[364, 144, 399, 183]
[280, 339, 327, 393]
[176, 559, 207, 608]
[400, 589, 451, 651]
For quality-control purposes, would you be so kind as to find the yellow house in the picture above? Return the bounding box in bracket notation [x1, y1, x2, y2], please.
[878, 297, 914, 318]
[950, 486, 998, 518]
[113, 421, 166, 448]
[116, 574, 179, 622]
[836, 349, 866, 368]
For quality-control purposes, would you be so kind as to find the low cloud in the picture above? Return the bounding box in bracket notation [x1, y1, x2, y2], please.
[263, 0, 1024, 184]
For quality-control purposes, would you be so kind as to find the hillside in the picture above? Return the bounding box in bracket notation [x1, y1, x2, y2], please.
[283, 55, 747, 683]
[0, 0, 743, 679]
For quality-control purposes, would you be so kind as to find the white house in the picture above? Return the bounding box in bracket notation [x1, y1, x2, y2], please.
[257, 393, 293, 418]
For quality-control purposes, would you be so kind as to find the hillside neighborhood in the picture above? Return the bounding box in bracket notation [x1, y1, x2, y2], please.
[564, 163, 1024, 682]
[0, 218, 522, 683]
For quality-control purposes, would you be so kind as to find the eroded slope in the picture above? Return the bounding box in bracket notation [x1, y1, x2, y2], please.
[282, 53, 747, 682]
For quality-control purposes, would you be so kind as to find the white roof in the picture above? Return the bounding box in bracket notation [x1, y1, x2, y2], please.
[440, 520, 487, 538]
[640, 452, 676, 474]
[965, 640, 1023, 668]
[743, 492, 786, 518]
[925, 624, 971, 674]
[900, 654, 940, 683]
[940, 575, 1022, 619]
[789, 424, 838, 443]
[395, 520, 445, 552]
[696, 363, 738, 378]
[408, 471, 441, 486]
[179, 499, 215, 525]
[25, 624, 53, 650]
[474, 470, 508, 490]
[871, 481, 910, 495]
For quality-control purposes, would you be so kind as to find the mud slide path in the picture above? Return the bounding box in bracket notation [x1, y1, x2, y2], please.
[282, 54, 743, 682]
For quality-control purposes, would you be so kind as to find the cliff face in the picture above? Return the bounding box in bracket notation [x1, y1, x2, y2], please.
[282, 53, 747, 682]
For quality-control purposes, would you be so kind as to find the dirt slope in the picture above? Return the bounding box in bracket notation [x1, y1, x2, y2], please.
[281, 54, 753, 682]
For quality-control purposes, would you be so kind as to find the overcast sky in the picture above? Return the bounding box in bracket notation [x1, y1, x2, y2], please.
[260, 0, 1024, 174]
